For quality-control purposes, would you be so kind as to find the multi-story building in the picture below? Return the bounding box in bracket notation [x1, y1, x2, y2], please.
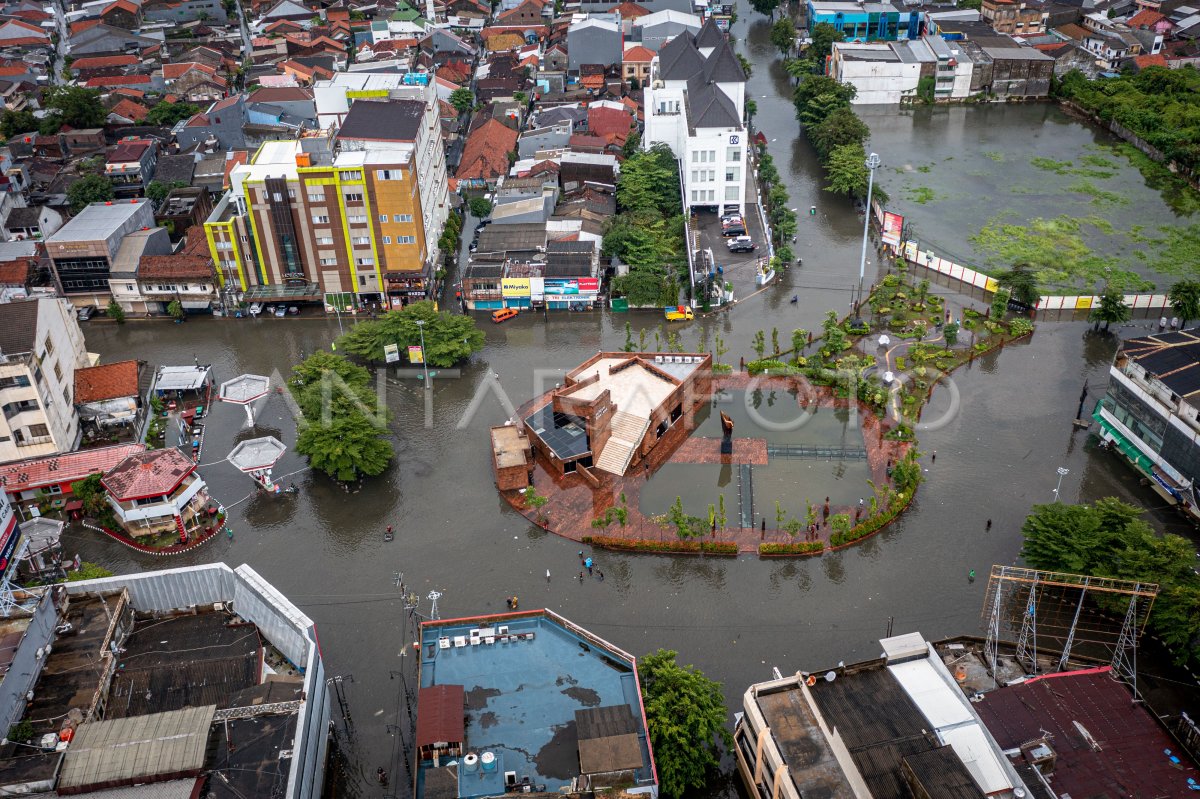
[207, 80, 450, 309]
[46, 199, 157, 308]
[105, 137, 159, 197]
[0, 297, 90, 462]
[1094, 330, 1200, 522]
[643, 20, 748, 214]
[806, 0, 923, 42]
[981, 0, 1047, 35]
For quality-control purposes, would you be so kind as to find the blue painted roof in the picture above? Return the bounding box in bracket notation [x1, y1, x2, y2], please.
[416, 611, 655, 799]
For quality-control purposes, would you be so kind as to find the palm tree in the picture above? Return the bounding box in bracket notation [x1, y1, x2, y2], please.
[995, 263, 1040, 308]
[1092, 286, 1130, 332]
[1168, 279, 1200, 329]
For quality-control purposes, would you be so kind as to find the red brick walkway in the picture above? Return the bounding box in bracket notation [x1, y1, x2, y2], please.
[500, 373, 913, 554]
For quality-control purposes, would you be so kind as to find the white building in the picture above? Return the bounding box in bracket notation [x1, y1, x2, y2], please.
[830, 37, 973, 104]
[643, 18, 748, 214]
[0, 297, 91, 462]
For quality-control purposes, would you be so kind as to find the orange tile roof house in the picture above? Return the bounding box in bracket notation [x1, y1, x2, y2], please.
[456, 118, 518, 186]
[107, 98, 148, 123]
[0, 443, 146, 502]
[74, 360, 142, 405]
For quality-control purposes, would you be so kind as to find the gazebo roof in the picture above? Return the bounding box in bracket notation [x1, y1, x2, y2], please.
[218, 374, 271, 405]
[226, 436, 287, 472]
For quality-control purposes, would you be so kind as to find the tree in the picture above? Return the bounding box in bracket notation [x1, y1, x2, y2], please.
[449, 87, 474, 113]
[752, 330, 765, 359]
[289, 351, 378, 421]
[334, 300, 485, 367]
[990, 287, 1010, 320]
[944, 321, 960, 345]
[513, 90, 527, 105]
[808, 106, 869, 160]
[1021, 498, 1200, 661]
[1169, 279, 1200, 328]
[467, 196, 493, 218]
[737, 53, 753, 78]
[68, 174, 114, 213]
[145, 101, 200, 127]
[1092, 286, 1130, 331]
[770, 17, 796, 54]
[106, 299, 125, 324]
[0, 109, 35, 139]
[638, 650, 732, 799]
[166, 299, 184, 320]
[794, 75, 855, 127]
[995, 263, 1040, 308]
[748, 0, 779, 16]
[809, 21, 845, 60]
[628, 76, 640, 90]
[43, 86, 106, 128]
[71, 474, 109, 519]
[296, 412, 393, 482]
[824, 143, 870, 199]
[616, 144, 681, 216]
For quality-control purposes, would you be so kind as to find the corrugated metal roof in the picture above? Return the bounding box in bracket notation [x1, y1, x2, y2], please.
[58, 705, 216, 792]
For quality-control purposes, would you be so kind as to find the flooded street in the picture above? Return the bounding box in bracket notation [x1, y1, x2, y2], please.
[69, 18, 1199, 797]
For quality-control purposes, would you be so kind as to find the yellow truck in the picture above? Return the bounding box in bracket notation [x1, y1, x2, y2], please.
[664, 305, 694, 321]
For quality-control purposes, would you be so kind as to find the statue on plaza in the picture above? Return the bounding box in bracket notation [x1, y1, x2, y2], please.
[720, 411, 734, 455]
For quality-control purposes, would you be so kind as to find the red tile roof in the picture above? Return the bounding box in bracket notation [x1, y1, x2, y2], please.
[456, 117, 518, 182]
[588, 105, 631, 138]
[0, 258, 32, 285]
[102, 0, 140, 15]
[108, 97, 148, 121]
[0, 65, 28, 77]
[3, 19, 46, 34]
[609, 0, 649, 16]
[1133, 52, 1168, 68]
[69, 18, 102, 35]
[112, 87, 146, 99]
[102, 448, 196, 501]
[71, 54, 139, 70]
[163, 61, 217, 79]
[11, 9, 50, 22]
[622, 44, 654, 63]
[85, 74, 151, 87]
[0, 443, 146, 494]
[1127, 8, 1166, 27]
[75, 360, 140, 404]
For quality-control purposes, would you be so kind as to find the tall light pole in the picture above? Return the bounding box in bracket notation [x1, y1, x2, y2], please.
[415, 319, 430, 391]
[855, 152, 882, 322]
[1053, 466, 1069, 502]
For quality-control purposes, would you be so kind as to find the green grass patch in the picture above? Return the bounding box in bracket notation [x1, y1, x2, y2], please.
[917, 164, 932, 173]
[1106, 142, 1200, 216]
[982, 151, 1004, 162]
[1030, 156, 1073, 174]
[907, 186, 938, 204]
[1068, 180, 1128, 206]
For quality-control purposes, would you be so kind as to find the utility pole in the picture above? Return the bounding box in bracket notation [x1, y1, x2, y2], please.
[854, 152, 882, 324]
[415, 319, 430, 391]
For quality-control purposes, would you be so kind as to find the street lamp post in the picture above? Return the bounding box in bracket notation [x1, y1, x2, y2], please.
[1052, 466, 1069, 502]
[855, 152, 882, 322]
[415, 319, 430, 391]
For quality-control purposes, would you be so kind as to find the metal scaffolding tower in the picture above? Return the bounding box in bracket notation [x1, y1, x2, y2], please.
[981, 565, 1158, 688]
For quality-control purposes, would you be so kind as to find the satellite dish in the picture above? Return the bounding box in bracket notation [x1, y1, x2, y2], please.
[824, 671, 836, 682]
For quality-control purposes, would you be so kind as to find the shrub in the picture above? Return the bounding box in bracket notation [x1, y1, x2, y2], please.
[746, 359, 795, 375]
[581, 536, 737, 555]
[7, 721, 33, 743]
[759, 541, 824, 556]
[1009, 317, 1034, 336]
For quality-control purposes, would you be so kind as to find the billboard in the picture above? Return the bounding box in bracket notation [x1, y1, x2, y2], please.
[408, 345, 424, 364]
[881, 212, 904, 247]
[502, 278, 531, 297]
[384, 344, 400, 364]
[544, 278, 600, 295]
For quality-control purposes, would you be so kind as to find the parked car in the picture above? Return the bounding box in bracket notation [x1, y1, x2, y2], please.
[288, 306, 300, 315]
[76, 306, 93, 321]
[721, 213, 743, 226]
[722, 223, 746, 237]
[249, 302, 263, 316]
[273, 306, 286, 317]
[727, 236, 757, 253]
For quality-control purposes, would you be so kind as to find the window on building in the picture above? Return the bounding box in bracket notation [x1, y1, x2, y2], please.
[725, 186, 738, 201]
[42, 337, 53, 357]
[272, 192, 283, 202]
[383, 236, 392, 244]
[345, 193, 364, 202]
[320, 257, 338, 266]
[359, 275, 369, 286]
[726, 167, 740, 182]
[312, 214, 330, 224]
[126, 283, 134, 291]
[727, 147, 741, 162]
[351, 236, 370, 245]
[340, 170, 362, 181]
[27, 423, 48, 437]
[348, 215, 367, 224]
[356, 256, 374, 266]
[394, 214, 413, 223]
[0, 375, 30, 389]
[398, 235, 416, 244]
[308, 192, 324, 201]
[379, 214, 389, 222]
[317, 236, 334, 245]
[376, 169, 401, 180]
[62, 385, 70, 405]
[52, 361, 62, 382]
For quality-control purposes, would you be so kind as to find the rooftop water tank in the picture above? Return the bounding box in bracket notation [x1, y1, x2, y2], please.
[481, 751, 497, 772]
[463, 753, 479, 773]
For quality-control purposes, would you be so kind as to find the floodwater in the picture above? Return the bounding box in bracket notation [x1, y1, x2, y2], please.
[67, 18, 1200, 799]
